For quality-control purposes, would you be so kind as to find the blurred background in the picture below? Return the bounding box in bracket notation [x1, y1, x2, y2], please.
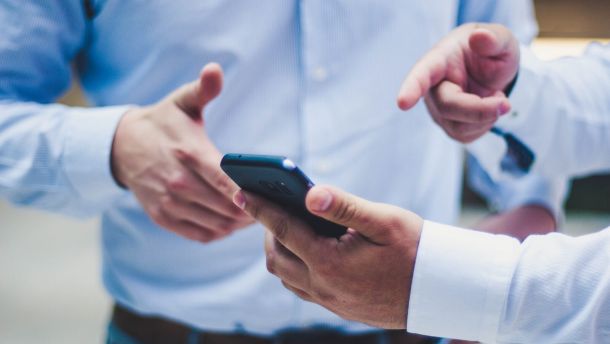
[1, 1, 609, 343]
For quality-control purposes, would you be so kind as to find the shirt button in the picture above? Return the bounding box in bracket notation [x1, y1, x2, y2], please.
[311, 66, 328, 82]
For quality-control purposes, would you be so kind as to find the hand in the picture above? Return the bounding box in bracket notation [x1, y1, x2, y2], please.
[234, 185, 423, 329]
[397, 23, 520, 143]
[111, 63, 253, 243]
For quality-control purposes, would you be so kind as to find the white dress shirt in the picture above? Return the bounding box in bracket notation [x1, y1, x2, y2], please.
[408, 44, 610, 343]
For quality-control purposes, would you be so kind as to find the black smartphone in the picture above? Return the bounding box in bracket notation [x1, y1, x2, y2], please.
[220, 153, 347, 238]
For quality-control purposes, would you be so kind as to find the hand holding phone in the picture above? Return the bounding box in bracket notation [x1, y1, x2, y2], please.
[221, 154, 347, 238]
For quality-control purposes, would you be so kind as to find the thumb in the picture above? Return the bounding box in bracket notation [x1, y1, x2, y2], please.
[469, 24, 517, 59]
[172, 62, 224, 120]
[306, 185, 420, 243]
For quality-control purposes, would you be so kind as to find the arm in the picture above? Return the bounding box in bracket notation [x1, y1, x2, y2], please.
[0, 1, 126, 216]
[469, 44, 610, 179]
[0, 1, 250, 240]
[457, 2, 564, 240]
[466, 156, 566, 241]
[396, 23, 610, 179]
[410, 221, 610, 343]
[235, 185, 610, 342]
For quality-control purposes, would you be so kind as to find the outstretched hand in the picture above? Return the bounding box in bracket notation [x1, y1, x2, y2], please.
[111, 63, 253, 243]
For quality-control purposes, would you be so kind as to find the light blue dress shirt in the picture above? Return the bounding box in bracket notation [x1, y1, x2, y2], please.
[0, 0, 563, 335]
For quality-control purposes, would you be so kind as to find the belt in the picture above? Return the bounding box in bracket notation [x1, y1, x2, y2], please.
[111, 304, 438, 344]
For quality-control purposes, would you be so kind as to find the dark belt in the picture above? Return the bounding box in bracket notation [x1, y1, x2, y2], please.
[111, 304, 438, 344]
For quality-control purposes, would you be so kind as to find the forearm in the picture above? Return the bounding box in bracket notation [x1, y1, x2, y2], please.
[475, 204, 556, 241]
[497, 228, 610, 343]
[466, 156, 567, 241]
[408, 222, 610, 343]
[0, 101, 128, 217]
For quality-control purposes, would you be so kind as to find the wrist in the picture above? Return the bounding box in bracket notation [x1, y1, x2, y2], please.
[110, 107, 142, 188]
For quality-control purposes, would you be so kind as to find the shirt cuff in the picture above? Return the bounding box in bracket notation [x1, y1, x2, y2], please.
[62, 105, 130, 207]
[407, 221, 521, 342]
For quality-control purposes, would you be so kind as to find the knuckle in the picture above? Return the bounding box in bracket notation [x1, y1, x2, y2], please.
[438, 99, 457, 115]
[270, 217, 290, 241]
[196, 233, 214, 243]
[281, 281, 308, 300]
[172, 146, 198, 163]
[219, 219, 239, 233]
[265, 252, 277, 275]
[383, 211, 408, 233]
[159, 195, 175, 211]
[333, 201, 359, 224]
[312, 288, 336, 304]
[228, 204, 248, 218]
[212, 169, 233, 193]
[247, 203, 261, 221]
[166, 172, 189, 193]
[461, 134, 480, 144]
[148, 206, 167, 226]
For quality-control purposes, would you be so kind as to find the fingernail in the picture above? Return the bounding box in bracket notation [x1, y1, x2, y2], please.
[311, 188, 333, 212]
[233, 191, 246, 209]
[498, 102, 511, 116]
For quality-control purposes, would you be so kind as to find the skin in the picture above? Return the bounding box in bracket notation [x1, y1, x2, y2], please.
[234, 24, 555, 342]
[111, 63, 253, 243]
[234, 185, 423, 329]
[397, 23, 520, 143]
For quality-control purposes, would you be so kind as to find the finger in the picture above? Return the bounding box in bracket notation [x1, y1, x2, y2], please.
[154, 209, 226, 243]
[440, 118, 496, 144]
[160, 195, 246, 233]
[172, 62, 224, 119]
[264, 232, 310, 287]
[305, 185, 407, 243]
[469, 24, 515, 58]
[281, 280, 313, 302]
[397, 48, 448, 111]
[166, 164, 251, 222]
[431, 81, 510, 123]
[235, 190, 322, 261]
[175, 146, 243, 203]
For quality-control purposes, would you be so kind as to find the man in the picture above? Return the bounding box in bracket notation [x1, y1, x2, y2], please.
[1, 1, 561, 343]
[242, 24, 610, 343]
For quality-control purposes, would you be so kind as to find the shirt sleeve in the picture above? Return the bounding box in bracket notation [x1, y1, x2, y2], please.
[466, 155, 568, 225]
[407, 221, 610, 343]
[0, 1, 128, 217]
[458, 0, 569, 223]
[468, 44, 610, 180]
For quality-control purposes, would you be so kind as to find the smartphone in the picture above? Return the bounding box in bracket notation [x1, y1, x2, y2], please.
[220, 153, 347, 238]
